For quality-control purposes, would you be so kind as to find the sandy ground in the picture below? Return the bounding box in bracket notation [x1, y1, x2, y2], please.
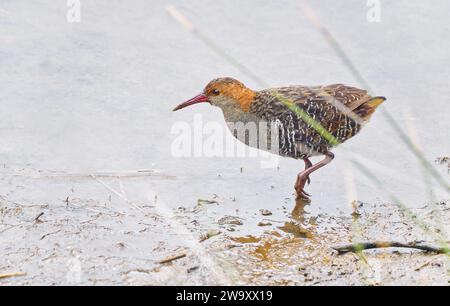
[0, 1, 449, 285]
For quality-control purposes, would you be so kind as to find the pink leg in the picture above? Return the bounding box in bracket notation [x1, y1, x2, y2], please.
[298, 158, 313, 198]
[303, 158, 313, 185]
[295, 152, 335, 199]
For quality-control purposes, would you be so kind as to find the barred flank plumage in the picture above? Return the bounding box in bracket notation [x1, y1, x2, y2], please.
[249, 84, 386, 159]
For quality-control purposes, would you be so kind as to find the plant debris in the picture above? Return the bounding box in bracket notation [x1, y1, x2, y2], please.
[157, 253, 187, 264]
[199, 230, 221, 242]
[217, 216, 244, 226]
[333, 241, 449, 255]
[0, 272, 27, 279]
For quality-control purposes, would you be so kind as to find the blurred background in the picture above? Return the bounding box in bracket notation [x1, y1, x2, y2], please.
[0, 0, 448, 285]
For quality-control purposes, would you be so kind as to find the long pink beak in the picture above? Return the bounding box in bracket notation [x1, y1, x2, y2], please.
[173, 94, 210, 111]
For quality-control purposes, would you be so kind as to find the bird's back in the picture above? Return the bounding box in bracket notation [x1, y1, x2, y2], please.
[250, 84, 386, 158]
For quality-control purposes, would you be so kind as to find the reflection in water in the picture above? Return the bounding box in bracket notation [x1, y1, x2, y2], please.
[229, 198, 325, 271]
[230, 235, 261, 244]
[291, 198, 310, 223]
[277, 222, 313, 238]
[229, 198, 319, 264]
[277, 198, 316, 238]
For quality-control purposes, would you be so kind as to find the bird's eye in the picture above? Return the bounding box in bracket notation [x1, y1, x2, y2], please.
[212, 89, 220, 95]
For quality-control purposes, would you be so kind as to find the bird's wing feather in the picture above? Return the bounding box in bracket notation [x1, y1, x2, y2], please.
[318, 84, 371, 111]
[256, 84, 371, 119]
[253, 85, 370, 153]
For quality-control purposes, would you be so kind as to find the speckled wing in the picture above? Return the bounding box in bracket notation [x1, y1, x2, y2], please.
[319, 84, 372, 111]
[254, 84, 371, 117]
[250, 84, 371, 158]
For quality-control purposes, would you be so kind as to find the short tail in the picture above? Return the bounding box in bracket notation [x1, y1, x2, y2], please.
[354, 96, 386, 121]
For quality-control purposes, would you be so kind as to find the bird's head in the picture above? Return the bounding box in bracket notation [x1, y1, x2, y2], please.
[173, 77, 255, 113]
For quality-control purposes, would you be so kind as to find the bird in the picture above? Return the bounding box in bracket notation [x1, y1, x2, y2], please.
[173, 77, 386, 200]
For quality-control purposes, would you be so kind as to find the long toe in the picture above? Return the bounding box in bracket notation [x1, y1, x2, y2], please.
[302, 189, 311, 197]
[294, 181, 310, 199]
[296, 189, 310, 200]
[306, 176, 311, 185]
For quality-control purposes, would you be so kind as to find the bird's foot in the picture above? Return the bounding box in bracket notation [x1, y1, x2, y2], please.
[295, 190, 310, 200]
[295, 174, 310, 199]
[294, 152, 334, 199]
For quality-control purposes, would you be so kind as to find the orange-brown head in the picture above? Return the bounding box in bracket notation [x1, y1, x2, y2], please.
[173, 77, 255, 113]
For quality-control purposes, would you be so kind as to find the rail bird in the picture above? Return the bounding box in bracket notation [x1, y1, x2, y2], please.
[173, 77, 386, 199]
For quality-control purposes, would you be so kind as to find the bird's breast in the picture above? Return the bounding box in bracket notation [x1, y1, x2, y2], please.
[222, 110, 279, 154]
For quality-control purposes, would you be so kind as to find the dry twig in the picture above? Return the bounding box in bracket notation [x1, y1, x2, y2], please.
[0, 272, 27, 279]
[157, 253, 187, 264]
[333, 241, 449, 255]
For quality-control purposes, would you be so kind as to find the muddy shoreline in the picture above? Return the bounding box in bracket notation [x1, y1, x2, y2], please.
[1, 165, 448, 285]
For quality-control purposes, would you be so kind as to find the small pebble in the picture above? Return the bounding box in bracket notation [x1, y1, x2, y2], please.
[260, 209, 272, 216]
[257, 221, 272, 227]
[116, 242, 125, 249]
[187, 266, 200, 273]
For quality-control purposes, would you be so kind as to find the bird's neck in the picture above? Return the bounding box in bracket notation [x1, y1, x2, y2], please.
[233, 87, 256, 112]
[218, 87, 259, 124]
